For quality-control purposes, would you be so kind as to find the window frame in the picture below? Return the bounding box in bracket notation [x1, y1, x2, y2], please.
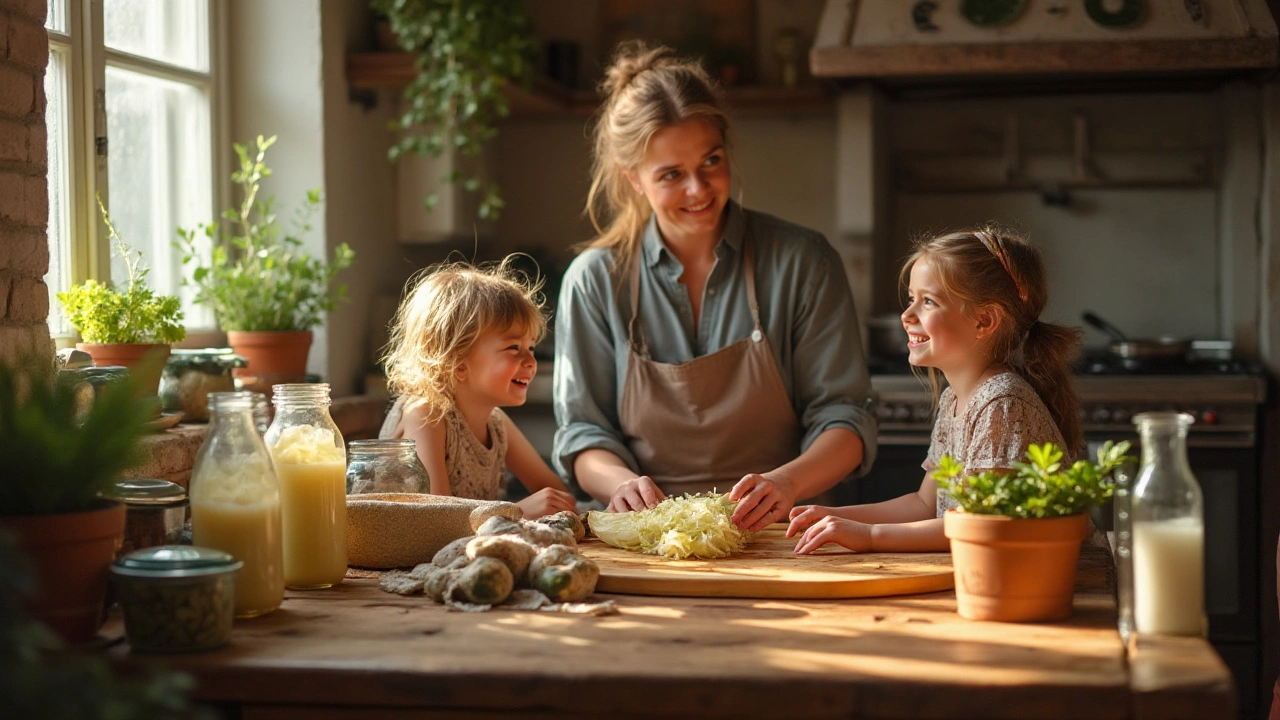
[46, 0, 228, 345]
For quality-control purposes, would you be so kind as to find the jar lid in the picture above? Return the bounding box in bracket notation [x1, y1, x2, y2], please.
[114, 479, 189, 507]
[166, 348, 247, 370]
[112, 545, 243, 578]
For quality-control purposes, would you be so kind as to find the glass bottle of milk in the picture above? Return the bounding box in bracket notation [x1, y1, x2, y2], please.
[1129, 412, 1205, 637]
[190, 391, 285, 618]
[265, 384, 348, 589]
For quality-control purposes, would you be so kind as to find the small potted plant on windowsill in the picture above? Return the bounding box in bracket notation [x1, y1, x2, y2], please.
[935, 441, 1132, 623]
[177, 135, 355, 384]
[57, 198, 186, 399]
[0, 353, 151, 643]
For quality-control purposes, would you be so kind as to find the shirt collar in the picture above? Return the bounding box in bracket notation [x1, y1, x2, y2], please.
[641, 200, 745, 268]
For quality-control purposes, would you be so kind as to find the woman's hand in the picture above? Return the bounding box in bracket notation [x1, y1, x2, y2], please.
[516, 488, 578, 519]
[792, 516, 873, 555]
[728, 473, 796, 532]
[785, 505, 837, 538]
[607, 475, 665, 512]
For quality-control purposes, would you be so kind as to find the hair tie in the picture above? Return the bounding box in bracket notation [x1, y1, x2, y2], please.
[974, 230, 1028, 304]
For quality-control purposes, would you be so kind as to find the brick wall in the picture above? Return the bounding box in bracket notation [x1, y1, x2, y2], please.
[0, 0, 49, 363]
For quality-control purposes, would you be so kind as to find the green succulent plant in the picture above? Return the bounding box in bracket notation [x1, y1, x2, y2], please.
[176, 135, 355, 332]
[0, 354, 152, 516]
[933, 441, 1133, 519]
[56, 198, 186, 345]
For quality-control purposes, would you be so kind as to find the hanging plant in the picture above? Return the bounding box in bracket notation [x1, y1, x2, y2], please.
[373, 0, 535, 221]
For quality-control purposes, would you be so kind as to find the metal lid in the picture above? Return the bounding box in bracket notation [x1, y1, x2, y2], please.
[112, 545, 243, 578]
[114, 479, 188, 507]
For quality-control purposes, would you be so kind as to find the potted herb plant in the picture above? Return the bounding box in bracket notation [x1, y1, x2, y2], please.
[57, 198, 186, 399]
[373, 0, 534, 221]
[0, 353, 152, 643]
[935, 441, 1132, 622]
[177, 135, 355, 380]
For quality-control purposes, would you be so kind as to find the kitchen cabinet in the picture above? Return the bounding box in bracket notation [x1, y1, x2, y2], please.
[103, 546, 1234, 719]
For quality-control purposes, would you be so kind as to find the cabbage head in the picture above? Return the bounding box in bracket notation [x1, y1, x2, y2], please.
[585, 493, 751, 560]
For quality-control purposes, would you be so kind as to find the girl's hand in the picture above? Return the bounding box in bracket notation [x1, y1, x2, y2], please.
[607, 476, 665, 512]
[729, 473, 796, 532]
[516, 488, 578, 519]
[785, 505, 837, 538]
[793, 516, 873, 555]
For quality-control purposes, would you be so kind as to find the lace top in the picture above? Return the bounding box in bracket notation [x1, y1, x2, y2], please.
[379, 397, 509, 501]
[923, 371, 1066, 517]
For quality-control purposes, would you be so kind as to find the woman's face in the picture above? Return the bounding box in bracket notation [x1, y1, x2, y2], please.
[624, 117, 731, 247]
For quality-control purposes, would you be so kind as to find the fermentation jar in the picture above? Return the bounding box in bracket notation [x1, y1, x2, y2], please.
[265, 383, 348, 589]
[346, 439, 430, 494]
[189, 391, 284, 617]
[111, 545, 242, 653]
[158, 349, 246, 421]
[114, 479, 189, 556]
[1124, 412, 1206, 638]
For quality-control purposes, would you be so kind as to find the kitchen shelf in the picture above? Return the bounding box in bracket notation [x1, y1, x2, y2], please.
[346, 52, 835, 117]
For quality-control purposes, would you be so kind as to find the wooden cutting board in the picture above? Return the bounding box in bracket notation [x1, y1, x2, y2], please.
[579, 524, 955, 599]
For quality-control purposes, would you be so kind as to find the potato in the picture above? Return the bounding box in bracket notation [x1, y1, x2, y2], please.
[527, 544, 579, 583]
[476, 516, 575, 548]
[451, 557, 514, 605]
[466, 534, 536, 579]
[537, 511, 586, 542]
[432, 535, 473, 567]
[531, 560, 599, 603]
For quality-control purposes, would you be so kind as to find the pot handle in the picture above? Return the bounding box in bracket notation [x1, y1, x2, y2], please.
[1082, 311, 1128, 343]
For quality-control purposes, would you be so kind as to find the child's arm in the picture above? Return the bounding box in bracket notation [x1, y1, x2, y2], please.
[400, 402, 451, 496]
[503, 414, 576, 519]
[789, 472, 946, 553]
[787, 472, 937, 536]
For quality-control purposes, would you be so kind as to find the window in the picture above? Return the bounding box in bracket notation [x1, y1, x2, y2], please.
[44, 0, 221, 338]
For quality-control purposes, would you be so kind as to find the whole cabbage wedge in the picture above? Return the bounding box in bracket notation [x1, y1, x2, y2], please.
[585, 493, 751, 560]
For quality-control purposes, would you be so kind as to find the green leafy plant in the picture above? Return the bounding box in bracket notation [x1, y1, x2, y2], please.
[933, 441, 1133, 519]
[56, 198, 186, 345]
[0, 354, 152, 516]
[374, 0, 535, 220]
[176, 135, 355, 332]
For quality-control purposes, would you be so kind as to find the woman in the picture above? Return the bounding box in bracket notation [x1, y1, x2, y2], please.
[552, 41, 877, 531]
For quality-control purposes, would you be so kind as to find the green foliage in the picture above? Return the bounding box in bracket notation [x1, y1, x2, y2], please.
[374, 0, 535, 220]
[0, 531, 213, 720]
[176, 135, 355, 332]
[0, 353, 152, 516]
[56, 198, 186, 345]
[933, 441, 1133, 519]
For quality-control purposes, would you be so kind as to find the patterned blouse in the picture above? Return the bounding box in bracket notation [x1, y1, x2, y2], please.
[923, 371, 1066, 518]
[380, 397, 509, 501]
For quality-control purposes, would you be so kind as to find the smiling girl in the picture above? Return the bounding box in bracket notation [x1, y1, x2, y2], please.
[787, 228, 1083, 553]
[380, 258, 576, 519]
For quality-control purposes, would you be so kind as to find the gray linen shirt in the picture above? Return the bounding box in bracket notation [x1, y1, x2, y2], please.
[552, 201, 878, 485]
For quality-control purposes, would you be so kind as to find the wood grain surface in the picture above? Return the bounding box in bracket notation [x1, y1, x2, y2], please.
[580, 524, 955, 599]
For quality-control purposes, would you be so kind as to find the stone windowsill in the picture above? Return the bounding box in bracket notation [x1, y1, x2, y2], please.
[123, 394, 389, 489]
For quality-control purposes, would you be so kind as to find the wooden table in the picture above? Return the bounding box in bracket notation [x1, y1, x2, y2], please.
[104, 547, 1233, 720]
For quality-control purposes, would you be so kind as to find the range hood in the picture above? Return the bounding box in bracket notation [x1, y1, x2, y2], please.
[811, 0, 1278, 79]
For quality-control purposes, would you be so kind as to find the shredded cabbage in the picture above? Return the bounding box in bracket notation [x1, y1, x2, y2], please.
[586, 493, 751, 560]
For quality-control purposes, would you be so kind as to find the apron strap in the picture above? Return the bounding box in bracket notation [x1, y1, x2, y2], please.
[626, 221, 763, 356]
[627, 247, 649, 357]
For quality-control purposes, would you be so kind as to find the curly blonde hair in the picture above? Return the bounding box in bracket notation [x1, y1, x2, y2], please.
[383, 256, 547, 424]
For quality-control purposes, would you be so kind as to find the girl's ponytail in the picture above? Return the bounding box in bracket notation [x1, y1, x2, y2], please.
[1020, 320, 1084, 455]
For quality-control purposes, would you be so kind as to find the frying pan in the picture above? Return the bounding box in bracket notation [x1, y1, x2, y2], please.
[1081, 311, 1192, 361]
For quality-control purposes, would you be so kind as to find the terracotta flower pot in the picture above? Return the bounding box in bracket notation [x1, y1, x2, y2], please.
[943, 510, 1089, 622]
[1, 502, 126, 643]
[227, 330, 313, 379]
[75, 343, 170, 398]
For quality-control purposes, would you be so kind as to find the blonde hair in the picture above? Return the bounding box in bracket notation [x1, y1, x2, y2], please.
[899, 226, 1083, 454]
[383, 256, 547, 424]
[584, 41, 731, 278]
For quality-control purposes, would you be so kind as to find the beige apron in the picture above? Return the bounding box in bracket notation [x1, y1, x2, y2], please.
[618, 231, 802, 495]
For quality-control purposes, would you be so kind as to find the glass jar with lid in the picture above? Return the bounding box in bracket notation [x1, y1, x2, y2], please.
[114, 479, 189, 556]
[346, 439, 430, 494]
[189, 391, 284, 618]
[110, 545, 242, 653]
[264, 383, 348, 589]
[159, 349, 246, 421]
